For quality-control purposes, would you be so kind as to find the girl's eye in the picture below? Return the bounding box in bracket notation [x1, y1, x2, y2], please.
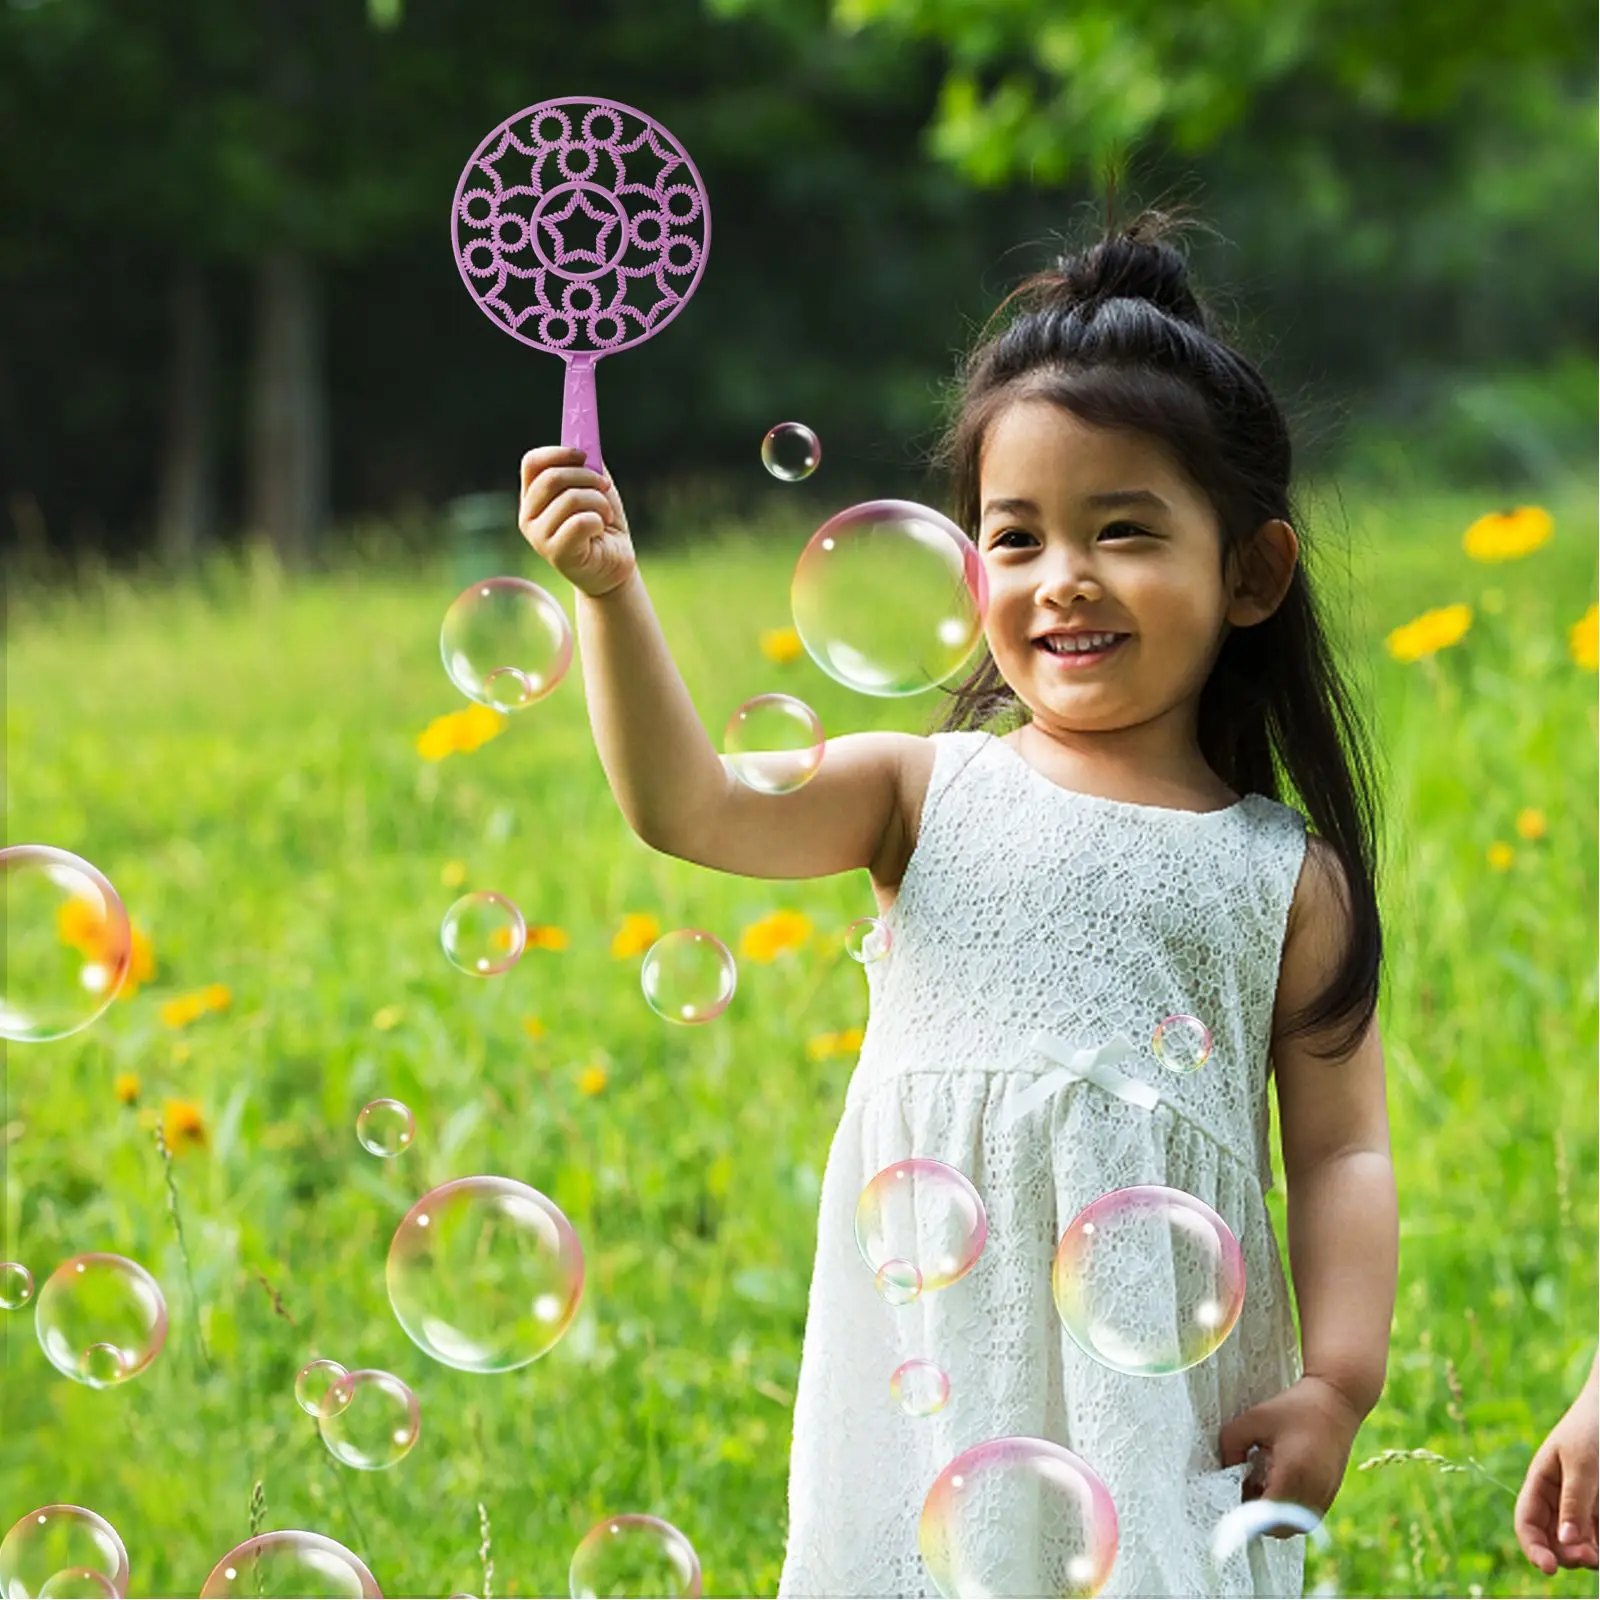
[1099, 522, 1150, 540]
[990, 528, 1034, 548]
[988, 523, 1149, 548]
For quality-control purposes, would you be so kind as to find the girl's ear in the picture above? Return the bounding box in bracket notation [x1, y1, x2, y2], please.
[1226, 519, 1299, 627]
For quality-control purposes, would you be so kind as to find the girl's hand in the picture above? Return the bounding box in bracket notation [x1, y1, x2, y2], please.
[518, 445, 636, 599]
[1514, 1369, 1599, 1574]
[1218, 1375, 1365, 1534]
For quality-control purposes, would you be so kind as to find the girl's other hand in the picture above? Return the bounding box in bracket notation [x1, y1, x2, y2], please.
[1514, 1368, 1600, 1574]
[1218, 1375, 1365, 1533]
[519, 445, 636, 599]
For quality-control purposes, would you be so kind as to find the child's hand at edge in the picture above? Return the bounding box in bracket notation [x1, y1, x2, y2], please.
[1514, 1357, 1599, 1574]
[1219, 1375, 1364, 1536]
[519, 445, 636, 599]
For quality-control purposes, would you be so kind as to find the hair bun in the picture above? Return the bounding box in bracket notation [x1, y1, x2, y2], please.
[1051, 208, 1208, 330]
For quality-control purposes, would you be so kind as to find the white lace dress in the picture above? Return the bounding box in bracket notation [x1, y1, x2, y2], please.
[778, 730, 1311, 1599]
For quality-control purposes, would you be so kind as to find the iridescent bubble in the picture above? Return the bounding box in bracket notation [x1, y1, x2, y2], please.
[0, 846, 132, 1043]
[1152, 1014, 1213, 1076]
[0, 1261, 35, 1309]
[791, 500, 988, 697]
[316, 1369, 420, 1472]
[874, 1259, 921, 1306]
[640, 930, 737, 1025]
[441, 577, 573, 710]
[722, 694, 825, 795]
[1210, 1498, 1331, 1566]
[441, 891, 526, 977]
[760, 421, 821, 483]
[387, 1176, 585, 1373]
[294, 1358, 351, 1418]
[38, 1569, 119, 1598]
[199, 1531, 381, 1598]
[356, 1099, 415, 1158]
[845, 916, 891, 964]
[920, 1437, 1118, 1598]
[569, 1514, 702, 1599]
[891, 1359, 950, 1417]
[1052, 1185, 1244, 1376]
[35, 1254, 167, 1388]
[0, 1505, 129, 1600]
[856, 1160, 988, 1293]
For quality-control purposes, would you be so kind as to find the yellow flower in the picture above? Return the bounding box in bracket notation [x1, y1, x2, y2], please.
[372, 1005, 405, 1031]
[577, 1062, 609, 1096]
[611, 912, 661, 959]
[441, 859, 469, 888]
[123, 928, 156, 996]
[739, 909, 814, 964]
[1385, 604, 1472, 664]
[159, 993, 208, 1029]
[57, 901, 155, 1000]
[1486, 841, 1514, 872]
[807, 1026, 866, 1061]
[415, 716, 457, 762]
[454, 704, 509, 752]
[113, 1071, 141, 1105]
[526, 924, 570, 952]
[521, 1015, 547, 1040]
[1515, 808, 1547, 842]
[201, 983, 231, 1013]
[1462, 506, 1553, 563]
[162, 1097, 208, 1155]
[760, 626, 804, 665]
[1570, 604, 1598, 672]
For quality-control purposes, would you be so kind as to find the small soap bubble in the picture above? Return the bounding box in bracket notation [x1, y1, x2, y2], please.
[199, 1531, 380, 1598]
[845, 916, 891, 964]
[640, 930, 737, 1025]
[316, 1368, 420, 1471]
[722, 694, 825, 795]
[874, 1259, 922, 1306]
[1211, 1498, 1336, 1593]
[569, 1514, 702, 1599]
[1152, 1014, 1213, 1076]
[791, 501, 987, 697]
[441, 576, 573, 710]
[441, 891, 526, 977]
[891, 1359, 950, 1417]
[1053, 1185, 1244, 1376]
[0, 1261, 35, 1309]
[35, 1254, 167, 1389]
[761, 421, 821, 483]
[294, 1358, 351, 1418]
[388, 1176, 585, 1372]
[1, 846, 133, 1043]
[0, 1506, 129, 1600]
[356, 1099, 415, 1157]
[856, 1160, 988, 1293]
[920, 1437, 1118, 1598]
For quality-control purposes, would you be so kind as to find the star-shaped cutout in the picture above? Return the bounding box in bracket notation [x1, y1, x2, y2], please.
[537, 189, 619, 271]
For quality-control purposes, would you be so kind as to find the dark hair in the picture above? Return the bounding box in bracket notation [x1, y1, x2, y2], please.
[928, 186, 1383, 1063]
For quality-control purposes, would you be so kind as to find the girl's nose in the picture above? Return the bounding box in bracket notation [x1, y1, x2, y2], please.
[1034, 552, 1103, 607]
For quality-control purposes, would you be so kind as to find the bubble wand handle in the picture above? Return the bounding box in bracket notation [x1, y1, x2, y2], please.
[561, 354, 604, 475]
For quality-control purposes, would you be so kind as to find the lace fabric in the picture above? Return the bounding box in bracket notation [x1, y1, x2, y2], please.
[779, 731, 1311, 1598]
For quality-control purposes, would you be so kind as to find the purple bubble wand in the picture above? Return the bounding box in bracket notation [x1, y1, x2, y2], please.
[451, 97, 712, 476]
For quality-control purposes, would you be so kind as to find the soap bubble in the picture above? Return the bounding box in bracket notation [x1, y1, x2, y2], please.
[761, 422, 821, 483]
[1053, 1185, 1244, 1376]
[844, 916, 891, 964]
[37, 1569, 119, 1598]
[387, 1176, 584, 1372]
[1, 846, 132, 1043]
[200, 1531, 381, 1598]
[856, 1160, 987, 1293]
[874, 1259, 922, 1306]
[0, 1505, 129, 1600]
[35, 1254, 167, 1388]
[441, 577, 573, 710]
[891, 1359, 950, 1417]
[356, 1100, 415, 1158]
[722, 694, 825, 795]
[1152, 1014, 1213, 1076]
[920, 1437, 1118, 1598]
[1210, 1498, 1330, 1564]
[441, 891, 526, 977]
[569, 1514, 702, 1599]
[294, 1359, 351, 1418]
[640, 930, 737, 1025]
[1, 1261, 35, 1309]
[791, 500, 987, 697]
[316, 1369, 419, 1471]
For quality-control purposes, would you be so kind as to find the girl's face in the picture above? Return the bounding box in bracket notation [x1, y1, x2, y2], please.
[976, 398, 1248, 740]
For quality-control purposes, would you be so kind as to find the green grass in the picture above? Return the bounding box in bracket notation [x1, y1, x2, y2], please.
[2, 471, 1596, 1597]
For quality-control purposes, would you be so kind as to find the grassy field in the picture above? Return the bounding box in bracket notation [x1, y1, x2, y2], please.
[2, 470, 1597, 1598]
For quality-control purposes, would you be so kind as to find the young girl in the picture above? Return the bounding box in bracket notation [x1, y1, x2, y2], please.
[518, 204, 1399, 1599]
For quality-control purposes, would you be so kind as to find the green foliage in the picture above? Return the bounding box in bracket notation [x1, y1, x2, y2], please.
[2, 474, 1596, 1593]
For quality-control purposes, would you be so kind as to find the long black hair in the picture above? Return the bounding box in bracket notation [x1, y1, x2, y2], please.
[929, 187, 1383, 1063]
